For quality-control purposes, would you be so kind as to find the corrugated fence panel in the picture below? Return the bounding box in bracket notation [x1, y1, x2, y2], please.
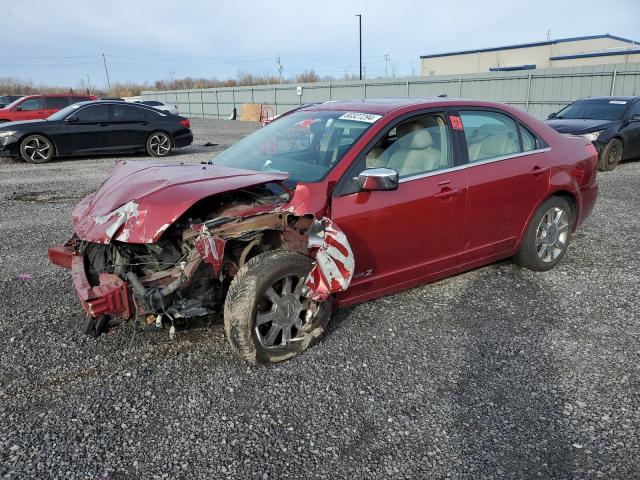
[141, 62, 640, 120]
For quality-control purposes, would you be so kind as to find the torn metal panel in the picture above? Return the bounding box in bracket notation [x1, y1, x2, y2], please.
[305, 218, 355, 301]
[192, 223, 226, 275]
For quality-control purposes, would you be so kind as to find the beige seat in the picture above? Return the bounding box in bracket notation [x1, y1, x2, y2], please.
[470, 132, 519, 161]
[376, 122, 441, 177]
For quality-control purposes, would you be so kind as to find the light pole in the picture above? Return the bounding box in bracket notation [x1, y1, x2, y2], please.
[356, 14, 362, 80]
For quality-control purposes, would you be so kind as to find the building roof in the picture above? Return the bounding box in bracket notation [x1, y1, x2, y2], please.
[420, 34, 638, 59]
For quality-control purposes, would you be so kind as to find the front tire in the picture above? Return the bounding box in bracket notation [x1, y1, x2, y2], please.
[146, 131, 172, 157]
[598, 138, 622, 171]
[20, 135, 54, 163]
[514, 196, 572, 272]
[224, 250, 331, 365]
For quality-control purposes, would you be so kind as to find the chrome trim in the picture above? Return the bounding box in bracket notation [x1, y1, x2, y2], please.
[398, 147, 551, 184]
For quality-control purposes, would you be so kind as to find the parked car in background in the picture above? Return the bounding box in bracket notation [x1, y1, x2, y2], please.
[0, 100, 192, 163]
[545, 96, 640, 171]
[0, 94, 97, 123]
[48, 98, 598, 365]
[136, 100, 179, 115]
[0, 95, 22, 109]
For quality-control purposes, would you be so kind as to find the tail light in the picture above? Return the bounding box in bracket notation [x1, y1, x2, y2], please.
[179, 118, 190, 129]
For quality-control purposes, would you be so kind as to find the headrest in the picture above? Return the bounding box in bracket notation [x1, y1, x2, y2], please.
[397, 122, 433, 150]
[480, 133, 517, 156]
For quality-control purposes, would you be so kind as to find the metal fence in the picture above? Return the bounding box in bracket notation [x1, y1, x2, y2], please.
[141, 62, 640, 121]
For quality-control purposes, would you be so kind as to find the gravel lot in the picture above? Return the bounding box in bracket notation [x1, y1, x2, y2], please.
[0, 118, 638, 479]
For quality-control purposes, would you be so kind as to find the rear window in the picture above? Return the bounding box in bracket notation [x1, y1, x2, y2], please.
[112, 104, 144, 122]
[45, 96, 71, 109]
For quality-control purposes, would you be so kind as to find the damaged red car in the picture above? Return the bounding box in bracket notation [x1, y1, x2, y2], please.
[49, 98, 598, 364]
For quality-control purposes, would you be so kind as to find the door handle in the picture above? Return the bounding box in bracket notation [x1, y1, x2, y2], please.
[435, 187, 461, 200]
[529, 166, 549, 176]
[98, 123, 110, 127]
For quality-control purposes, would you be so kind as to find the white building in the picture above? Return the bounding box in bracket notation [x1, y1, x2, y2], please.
[421, 34, 640, 76]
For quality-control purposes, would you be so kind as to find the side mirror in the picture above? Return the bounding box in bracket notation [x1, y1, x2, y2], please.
[354, 168, 399, 192]
[65, 114, 79, 123]
[547, 112, 557, 119]
[14, 106, 22, 112]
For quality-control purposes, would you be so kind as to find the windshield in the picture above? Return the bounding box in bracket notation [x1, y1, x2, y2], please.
[3, 97, 26, 110]
[47, 103, 83, 120]
[556, 100, 628, 121]
[210, 110, 379, 182]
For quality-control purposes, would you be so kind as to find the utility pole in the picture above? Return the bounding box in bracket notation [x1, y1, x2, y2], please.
[275, 54, 283, 83]
[86, 74, 92, 95]
[384, 54, 390, 77]
[102, 53, 112, 95]
[356, 14, 362, 80]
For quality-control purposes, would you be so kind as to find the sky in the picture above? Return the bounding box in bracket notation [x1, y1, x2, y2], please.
[1, 0, 639, 89]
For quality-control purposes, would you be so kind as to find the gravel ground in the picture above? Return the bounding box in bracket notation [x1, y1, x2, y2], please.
[0, 118, 638, 479]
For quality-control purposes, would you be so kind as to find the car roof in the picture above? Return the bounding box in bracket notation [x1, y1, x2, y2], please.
[575, 96, 639, 102]
[20, 93, 93, 98]
[301, 97, 524, 115]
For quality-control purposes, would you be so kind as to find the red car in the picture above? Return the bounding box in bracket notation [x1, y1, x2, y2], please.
[48, 98, 598, 364]
[0, 93, 97, 123]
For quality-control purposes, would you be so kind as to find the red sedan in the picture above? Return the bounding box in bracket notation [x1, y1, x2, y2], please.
[49, 98, 598, 364]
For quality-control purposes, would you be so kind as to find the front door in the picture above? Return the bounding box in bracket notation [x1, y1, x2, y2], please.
[330, 111, 467, 303]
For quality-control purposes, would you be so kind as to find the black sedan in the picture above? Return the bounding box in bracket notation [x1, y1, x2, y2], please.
[0, 100, 193, 164]
[545, 96, 640, 171]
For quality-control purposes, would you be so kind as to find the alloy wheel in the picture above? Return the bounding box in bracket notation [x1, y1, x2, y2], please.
[23, 136, 52, 162]
[607, 143, 621, 167]
[254, 275, 314, 349]
[149, 133, 171, 156]
[536, 207, 569, 263]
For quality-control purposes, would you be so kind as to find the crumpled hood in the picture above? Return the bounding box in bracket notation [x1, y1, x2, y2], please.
[72, 160, 289, 244]
[545, 118, 618, 135]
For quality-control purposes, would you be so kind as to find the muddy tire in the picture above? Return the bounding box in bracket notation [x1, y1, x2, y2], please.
[224, 250, 331, 365]
[514, 196, 572, 272]
[146, 131, 172, 157]
[598, 138, 622, 172]
[20, 134, 54, 163]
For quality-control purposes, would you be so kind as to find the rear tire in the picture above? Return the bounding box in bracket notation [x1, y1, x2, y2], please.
[598, 138, 622, 171]
[514, 196, 572, 272]
[224, 250, 331, 365]
[146, 131, 172, 157]
[20, 134, 54, 163]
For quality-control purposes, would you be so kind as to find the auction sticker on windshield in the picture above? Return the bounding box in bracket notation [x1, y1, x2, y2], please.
[609, 100, 628, 104]
[339, 112, 383, 123]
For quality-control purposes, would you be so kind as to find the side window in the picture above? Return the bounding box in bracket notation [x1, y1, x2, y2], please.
[364, 113, 451, 178]
[45, 96, 71, 109]
[459, 111, 520, 162]
[112, 104, 144, 122]
[143, 108, 162, 120]
[76, 105, 108, 123]
[630, 101, 640, 117]
[520, 125, 537, 152]
[18, 98, 44, 111]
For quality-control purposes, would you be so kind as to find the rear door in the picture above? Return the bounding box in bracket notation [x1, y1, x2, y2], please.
[109, 103, 148, 149]
[330, 111, 467, 302]
[456, 109, 551, 264]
